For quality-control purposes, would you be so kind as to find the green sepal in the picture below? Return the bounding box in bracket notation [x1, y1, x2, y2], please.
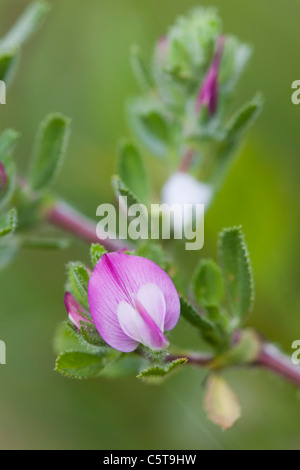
[79, 321, 107, 348]
[67, 262, 90, 310]
[0, 208, 17, 237]
[137, 358, 187, 383]
[90, 243, 107, 267]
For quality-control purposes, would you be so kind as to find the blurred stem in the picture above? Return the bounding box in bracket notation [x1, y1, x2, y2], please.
[255, 343, 300, 388]
[46, 201, 128, 251]
[179, 148, 195, 172]
[162, 340, 300, 388]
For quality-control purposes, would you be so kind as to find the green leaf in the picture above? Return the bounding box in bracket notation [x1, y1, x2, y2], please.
[136, 243, 167, 270]
[180, 296, 220, 346]
[0, 1, 51, 51]
[21, 237, 70, 250]
[192, 259, 224, 308]
[0, 238, 20, 270]
[90, 243, 107, 267]
[55, 350, 107, 379]
[0, 208, 17, 237]
[212, 94, 263, 187]
[0, 129, 19, 157]
[218, 226, 254, 322]
[29, 113, 71, 191]
[137, 358, 187, 382]
[130, 45, 153, 92]
[220, 36, 252, 94]
[112, 175, 140, 207]
[67, 262, 90, 309]
[0, 49, 19, 83]
[128, 102, 169, 158]
[0, 130, 19, 210]
[118, 141, 149, 204]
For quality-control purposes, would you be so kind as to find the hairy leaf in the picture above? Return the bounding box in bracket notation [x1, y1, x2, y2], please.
[218, 226, 254, 322]
[29, 113, 71, 191]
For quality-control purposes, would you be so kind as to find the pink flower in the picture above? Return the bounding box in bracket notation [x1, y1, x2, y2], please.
[196, 36, 226, 115]
[0, 162, 7, 194]
[64, 292, 91, 330]
[88, 253, 180, 353]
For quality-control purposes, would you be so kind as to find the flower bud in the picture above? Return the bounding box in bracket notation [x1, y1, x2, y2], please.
[64, 292, 91, 330]
[196, 36, 226, 115]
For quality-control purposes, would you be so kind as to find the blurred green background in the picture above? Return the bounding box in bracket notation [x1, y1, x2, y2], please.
[1, 0, 300, 450]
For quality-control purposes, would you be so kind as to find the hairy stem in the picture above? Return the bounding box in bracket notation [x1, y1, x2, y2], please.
[47, 201, 128, 252]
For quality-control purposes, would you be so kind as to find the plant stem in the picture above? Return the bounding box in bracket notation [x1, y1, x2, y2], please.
[255, 343, 300, 387]
[164, 342, 300, 388]
[47, 201, 128, 252]
[164, 352, 213, 367]
[179, 148, 195, 172]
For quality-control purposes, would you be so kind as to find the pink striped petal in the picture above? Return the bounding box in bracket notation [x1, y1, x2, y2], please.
[135, 283, 166, 331]
[196, 36, 226, 115]
[88, 253, 180, 352]
[117, 299, 169, 351]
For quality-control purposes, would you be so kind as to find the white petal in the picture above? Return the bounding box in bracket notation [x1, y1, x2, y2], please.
[135, 283, 166, 331]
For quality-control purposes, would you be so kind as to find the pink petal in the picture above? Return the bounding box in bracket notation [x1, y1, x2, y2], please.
[64, 292, 91, 330]
[117, 299, 169, 351]
[196, 36, 226, 115]
[88, 253, 180, 352]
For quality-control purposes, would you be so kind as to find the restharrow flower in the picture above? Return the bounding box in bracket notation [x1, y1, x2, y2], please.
[64, 292, 91, 330]
[196, 36, 226, 115]
[88, 253, 180, 353]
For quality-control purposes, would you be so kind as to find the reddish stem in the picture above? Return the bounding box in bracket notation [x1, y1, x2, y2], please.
[179, 149, 195, 172]
[256, 343, 300, 388]
[164, 344, 300, 388]
[47, 202, 128, 252]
